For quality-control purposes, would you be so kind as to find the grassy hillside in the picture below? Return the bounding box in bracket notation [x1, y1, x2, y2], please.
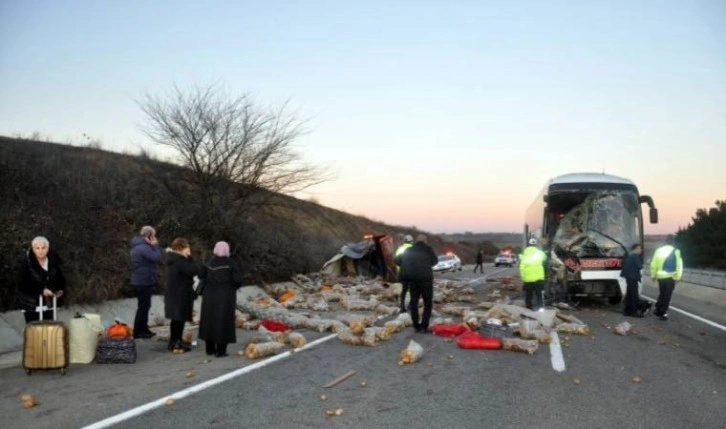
[0, 137, 476, 311]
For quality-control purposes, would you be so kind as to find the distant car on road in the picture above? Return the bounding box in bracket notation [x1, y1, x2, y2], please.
[494, 251, 517, 267]
[433, 253, 462, 272]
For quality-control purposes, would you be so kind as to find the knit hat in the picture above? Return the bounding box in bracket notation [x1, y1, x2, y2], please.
[213, 241, 230, 257]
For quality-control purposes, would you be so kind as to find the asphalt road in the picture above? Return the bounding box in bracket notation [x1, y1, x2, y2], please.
[2, 265, 724, 429]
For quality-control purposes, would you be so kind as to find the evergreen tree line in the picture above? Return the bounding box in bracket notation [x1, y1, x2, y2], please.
[676, 200, 726, 270]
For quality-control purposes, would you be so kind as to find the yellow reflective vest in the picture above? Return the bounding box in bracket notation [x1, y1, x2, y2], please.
[519, 246, 547, 283]
[649, 245, 683, 281]
[395, 243, 412, 271]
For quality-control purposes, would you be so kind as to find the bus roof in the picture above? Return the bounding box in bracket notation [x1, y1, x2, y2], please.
[549, 172, 635, 187]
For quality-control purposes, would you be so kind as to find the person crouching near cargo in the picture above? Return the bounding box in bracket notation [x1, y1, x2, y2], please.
[620, 244, 644, 318]
[394, 234, 438, 333]
[198, 241, 244, 357]
[164, 238, 198, 353]
[519, 238, 547, 310]
[16, 236, 66, 323]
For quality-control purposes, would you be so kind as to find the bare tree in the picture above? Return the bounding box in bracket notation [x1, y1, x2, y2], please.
[139, 84, 329, 230]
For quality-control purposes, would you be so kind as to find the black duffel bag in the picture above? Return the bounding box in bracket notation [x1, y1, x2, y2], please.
[96, 338, 137, 364]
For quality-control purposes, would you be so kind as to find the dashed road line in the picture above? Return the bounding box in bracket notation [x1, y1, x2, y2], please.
[460, 267, 568, 373]
[549, 332, 566, 372]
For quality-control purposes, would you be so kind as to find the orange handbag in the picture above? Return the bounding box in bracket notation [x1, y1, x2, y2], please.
[106, 322, 132, 340]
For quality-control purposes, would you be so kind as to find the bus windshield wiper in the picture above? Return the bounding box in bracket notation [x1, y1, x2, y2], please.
[587, 228, 627, 255]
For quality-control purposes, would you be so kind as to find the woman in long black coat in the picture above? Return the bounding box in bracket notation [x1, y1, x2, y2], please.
[17, 236, 66, 323]
[198, 241, 244, 357]
[164, 238, 198, 352]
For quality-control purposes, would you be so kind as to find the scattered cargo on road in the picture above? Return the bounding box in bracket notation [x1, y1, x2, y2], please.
[192, 269, 599, 363]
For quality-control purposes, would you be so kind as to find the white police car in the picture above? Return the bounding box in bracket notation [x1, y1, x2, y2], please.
[433, 253, 462, 272]
[494, 251, 517, 267]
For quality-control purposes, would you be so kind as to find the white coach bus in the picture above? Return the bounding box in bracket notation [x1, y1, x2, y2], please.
[524, 173, 658, 304]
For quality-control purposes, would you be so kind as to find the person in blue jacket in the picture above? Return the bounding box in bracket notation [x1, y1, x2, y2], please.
[130, 226, 163, 339]
[620, 244, 644, 317]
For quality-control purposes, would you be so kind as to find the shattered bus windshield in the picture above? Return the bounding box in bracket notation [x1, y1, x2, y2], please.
[550, 189, 641, 259]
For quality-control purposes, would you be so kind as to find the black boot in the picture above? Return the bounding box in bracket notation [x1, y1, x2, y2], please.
[172, 340, 191, 353]
[215, 344, 228, 357]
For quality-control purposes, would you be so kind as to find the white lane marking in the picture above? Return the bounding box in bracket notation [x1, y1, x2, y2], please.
[549, 331, 566, 373]
[641, 295, 726, 332]
[465, 266, 568, 372]
[81, 333, 338, 429]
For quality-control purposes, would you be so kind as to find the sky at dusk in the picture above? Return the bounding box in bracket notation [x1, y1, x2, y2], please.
[1, 1, 724, 235]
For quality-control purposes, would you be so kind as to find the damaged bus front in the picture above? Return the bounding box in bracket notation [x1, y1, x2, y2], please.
[524, 173, 658, 304]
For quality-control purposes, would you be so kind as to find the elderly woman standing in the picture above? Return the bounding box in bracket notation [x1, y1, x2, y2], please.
[16, 236, 66, 323]
[164, 238, 198, 353]
[198, 241, 243, 357]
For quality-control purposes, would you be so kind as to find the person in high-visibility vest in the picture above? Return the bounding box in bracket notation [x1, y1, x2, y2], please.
[519, 238, 547, 310]
[649, 235, 683, 321]
[395, 235, 414, 313]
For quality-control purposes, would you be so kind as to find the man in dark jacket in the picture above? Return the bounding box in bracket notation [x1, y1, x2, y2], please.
[394, 234, 438, 333]
[130, 226, 163, 339]
[474, 249, 484, 273]
[620, 244, 644, 317]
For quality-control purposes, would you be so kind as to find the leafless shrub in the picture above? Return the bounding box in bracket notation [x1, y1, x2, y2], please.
[138, 84, 330, 232]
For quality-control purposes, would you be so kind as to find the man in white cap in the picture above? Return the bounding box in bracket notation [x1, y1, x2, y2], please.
[519, 238, 548, 310]
[395, 234, 438, 333]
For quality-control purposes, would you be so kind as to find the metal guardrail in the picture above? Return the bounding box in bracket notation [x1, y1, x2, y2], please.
[644, 265, 726, 290]
[680, 268, 726, 290]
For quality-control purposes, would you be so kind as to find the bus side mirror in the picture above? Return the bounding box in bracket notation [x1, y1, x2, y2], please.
[649, 208, 658, 224]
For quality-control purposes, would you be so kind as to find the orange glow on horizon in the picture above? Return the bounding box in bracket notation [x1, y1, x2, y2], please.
[303, 187, 719, 235]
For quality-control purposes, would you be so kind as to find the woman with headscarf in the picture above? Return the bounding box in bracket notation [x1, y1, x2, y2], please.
[16, 236, 66, 323]
[197, 241, 244, 357]
[164, 238, 198, 353]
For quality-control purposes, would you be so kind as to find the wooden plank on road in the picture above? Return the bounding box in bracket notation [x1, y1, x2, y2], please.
[322, 370, 357, 388]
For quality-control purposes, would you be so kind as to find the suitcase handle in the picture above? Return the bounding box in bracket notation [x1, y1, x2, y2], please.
[37, 295, 57, 321]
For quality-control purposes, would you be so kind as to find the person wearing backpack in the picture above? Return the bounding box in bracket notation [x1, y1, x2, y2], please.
[649, 235, 683, 321]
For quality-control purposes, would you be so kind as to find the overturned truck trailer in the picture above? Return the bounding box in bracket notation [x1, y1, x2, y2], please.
[524, 173, 658, 304]
[321, 235, 397, 282]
